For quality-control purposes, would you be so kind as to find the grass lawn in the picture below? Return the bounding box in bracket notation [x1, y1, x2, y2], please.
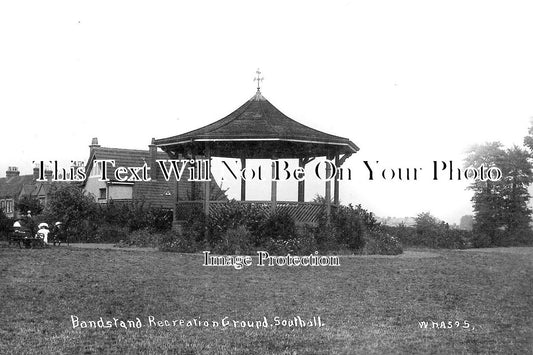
[1, 245, 531, 354]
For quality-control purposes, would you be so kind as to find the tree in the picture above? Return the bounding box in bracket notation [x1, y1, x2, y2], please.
[0, 208, 11, 239]
[44, 184, 99, 241]
[465, 142, 533, 245]
[465, 143, 506, 244]
[15, 196, 43, 215]
[459, 215, 473, 231]
[415, 212, 446, 235]
[499, 146, 533, 234]
[523, 119, 533, 152]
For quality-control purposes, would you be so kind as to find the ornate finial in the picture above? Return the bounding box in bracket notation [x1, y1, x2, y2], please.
[254, 68, 264, 92]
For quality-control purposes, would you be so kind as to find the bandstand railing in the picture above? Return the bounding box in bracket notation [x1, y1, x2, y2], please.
[174, 200, 335, 224]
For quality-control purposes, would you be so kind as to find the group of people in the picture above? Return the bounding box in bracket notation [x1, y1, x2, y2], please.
[12, 210, 65, 245]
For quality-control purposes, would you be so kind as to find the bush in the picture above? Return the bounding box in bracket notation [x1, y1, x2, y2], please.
[262, 232, 318, 255]
[471, 232, 492, 248]
[181, 206, 210, 245]
[158, 230, 201, 253]
[381, 224, 417, 246]
[207, 201, 267, 246]
[98, 202, 173, 233]
[0, 209, 12, 240]
[213, 226, 253, 254]
[314, 204, 377, 252]
[292, 224, 319, 254]
[433, 229, 470, 249]
[331, 205, 368, 250]
[502, 228, 533, 246]
[115, 228, 163, 248]
[260, 211, 297, 242]
[91, 224, 128, 243]
[146, 208, 173, 232]
[384, 222, 473, 249]
[44, 185, 174, 242]
[44, 184, 99, 241]
[15, 196, 43, 215]
[361, 231, 403, 255]
[160, 201, 396, 255]
[380, 212, 473, 249]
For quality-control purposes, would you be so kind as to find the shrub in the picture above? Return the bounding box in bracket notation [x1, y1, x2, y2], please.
[207, 201, 267, 246]
[263, 232, 318, 255]
[433, 229, 470, 249]
[260, 210, 297, 242]
[158, 230, 201, 253]
[160, 200, 396, 255]
[384, 222, 473, 249]
[292, 224, 319, 254]
[15, 196, 43, 215]
[502, 228, 533, 246]
[470, 232, 491, 248]
[0, 209, 12, 240]
[380, 212, 474, 249]
[97, 202, 173, 233]
[314, 203, 376, 252]
[44, 184, 99, 241]
[181, 205, 210, 245]
[146, 208, 173, 232]
[213, 226, 253, 254]
[92, 224, 128, 243]
[116, 228, 163, 248]
[361, 231, 403, 255]
[331, 205, 367, 250]
[382, 224, 417, 246]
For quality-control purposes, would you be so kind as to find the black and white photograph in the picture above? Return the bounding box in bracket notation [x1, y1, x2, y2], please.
[1, 1, 532, 353]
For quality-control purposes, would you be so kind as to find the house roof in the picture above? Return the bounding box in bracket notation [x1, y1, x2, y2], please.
[83, 147, 170, 185]
[20, 183, 37, 197]
[154, 91, 359, 159]
[82, 145, 227, 205]
[0, 175, 35, 198]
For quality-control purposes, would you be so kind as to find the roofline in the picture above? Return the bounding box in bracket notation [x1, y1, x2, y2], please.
[156, 138, 359, 152]
[108, 181, 135, 185]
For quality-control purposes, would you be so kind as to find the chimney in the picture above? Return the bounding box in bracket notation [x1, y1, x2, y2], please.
[45, 169, 53, 181]
[6, 166, 20, 178]
[90, 137, 100, 147]
[89, 137, 101, 162]
[33, 166, 40, 180]
[149, 138, 158, 180]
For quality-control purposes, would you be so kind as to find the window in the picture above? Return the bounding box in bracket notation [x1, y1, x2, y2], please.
[0, 200, 5, 211]
[99, 188, 107, 200]
[6, 199, 13, 213]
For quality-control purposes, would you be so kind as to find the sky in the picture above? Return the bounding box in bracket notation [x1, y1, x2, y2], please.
[1, 0, 532, 224]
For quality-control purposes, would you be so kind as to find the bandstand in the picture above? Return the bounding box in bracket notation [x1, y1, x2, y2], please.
[154, 71, 359, 226]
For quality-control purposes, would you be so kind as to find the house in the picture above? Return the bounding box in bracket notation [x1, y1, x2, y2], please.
[0, 167, 52, 218]
[82, 138, 226, 209]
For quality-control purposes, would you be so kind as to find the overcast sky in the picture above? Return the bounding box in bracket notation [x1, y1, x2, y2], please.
[1, 0, 532, 223]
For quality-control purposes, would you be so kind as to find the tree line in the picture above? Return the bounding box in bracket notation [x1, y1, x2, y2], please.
[464, 122, 533, 246]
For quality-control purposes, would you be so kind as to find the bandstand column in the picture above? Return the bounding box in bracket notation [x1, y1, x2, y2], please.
[204, 146, 211, 216]
[271, 159, 277, 213]
[334, 155, 340, 206]
[325, 155, 333, 216]
[240, 158, 246, 201]
[172, 153, 181, 231]
[298, 158, 305, 203]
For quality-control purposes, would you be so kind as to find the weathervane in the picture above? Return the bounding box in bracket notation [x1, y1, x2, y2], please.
[254, 68, 264, 92]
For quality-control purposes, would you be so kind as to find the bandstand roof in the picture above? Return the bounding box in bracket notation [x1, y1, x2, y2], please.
[154, 90, 359, 159]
